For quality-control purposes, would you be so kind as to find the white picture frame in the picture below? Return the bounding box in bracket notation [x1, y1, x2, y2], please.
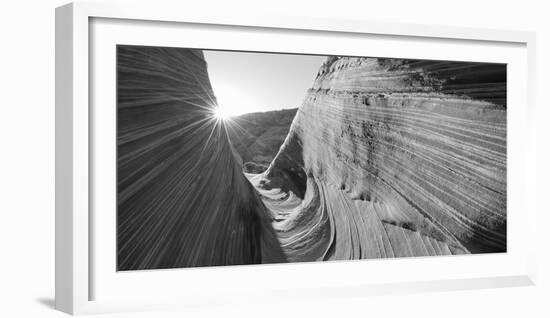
[55, 1, 537, 315]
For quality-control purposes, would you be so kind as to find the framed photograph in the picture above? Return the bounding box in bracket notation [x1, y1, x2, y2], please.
[55, 2, 537, 315]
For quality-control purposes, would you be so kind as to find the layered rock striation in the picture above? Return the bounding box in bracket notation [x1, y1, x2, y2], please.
[116, 46, 285, 270]
[117, 47, 507, 270]
[262, 57, 506, 260]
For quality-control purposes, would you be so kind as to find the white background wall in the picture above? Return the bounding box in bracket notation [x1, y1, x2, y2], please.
[0, 0, 547, 317]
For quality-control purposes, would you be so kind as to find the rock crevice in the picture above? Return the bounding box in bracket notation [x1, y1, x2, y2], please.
[117, 49, 507, 269]
[116, 46, 286, 270]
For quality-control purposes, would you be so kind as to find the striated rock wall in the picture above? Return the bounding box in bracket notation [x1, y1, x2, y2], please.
[264, 57, 506, 260]
[117, 47, 507, 269]
[116, 46, 286, 270]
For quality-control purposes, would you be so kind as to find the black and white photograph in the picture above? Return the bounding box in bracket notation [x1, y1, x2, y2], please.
[116, 45, 507, 271]
[5, 0, 550, 316]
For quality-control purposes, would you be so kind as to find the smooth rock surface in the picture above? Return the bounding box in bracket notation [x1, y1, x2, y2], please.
[262, 57, 506, 260]
[117, 48, 506, 269]
[116, 46, 286, 270]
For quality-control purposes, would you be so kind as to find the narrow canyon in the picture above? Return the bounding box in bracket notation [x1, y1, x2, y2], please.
[117, 46, 506, 270]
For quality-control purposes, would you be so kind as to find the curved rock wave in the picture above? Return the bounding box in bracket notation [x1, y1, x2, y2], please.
[262, 57, 506, 260]
[117, 48, 506, 270]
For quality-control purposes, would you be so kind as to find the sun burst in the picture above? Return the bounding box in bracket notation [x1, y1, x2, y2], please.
[213, 106, 231, 121]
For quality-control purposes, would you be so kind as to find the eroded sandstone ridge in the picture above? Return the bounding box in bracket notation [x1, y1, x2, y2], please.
[259, 57, 506, 261]
[117, 46, 285, 270]
[117, 47, 506, 270]
[227, 108, 297, 173]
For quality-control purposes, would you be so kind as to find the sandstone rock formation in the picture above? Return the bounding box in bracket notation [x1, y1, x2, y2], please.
[117, 46, 285, 270]
[227, 108, 297, 173]
[117, 47, 506, 270]
[261, 57, 506, 260]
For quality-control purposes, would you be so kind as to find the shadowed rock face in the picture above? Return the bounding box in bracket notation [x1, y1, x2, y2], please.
[262, 57, 506, 260]
[116, 46, 286, 270]
[117, 47, 506, 270]
[227, 109, 297, 173]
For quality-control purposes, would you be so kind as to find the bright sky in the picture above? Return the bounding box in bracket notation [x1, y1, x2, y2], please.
[204, 50, 327, 117]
